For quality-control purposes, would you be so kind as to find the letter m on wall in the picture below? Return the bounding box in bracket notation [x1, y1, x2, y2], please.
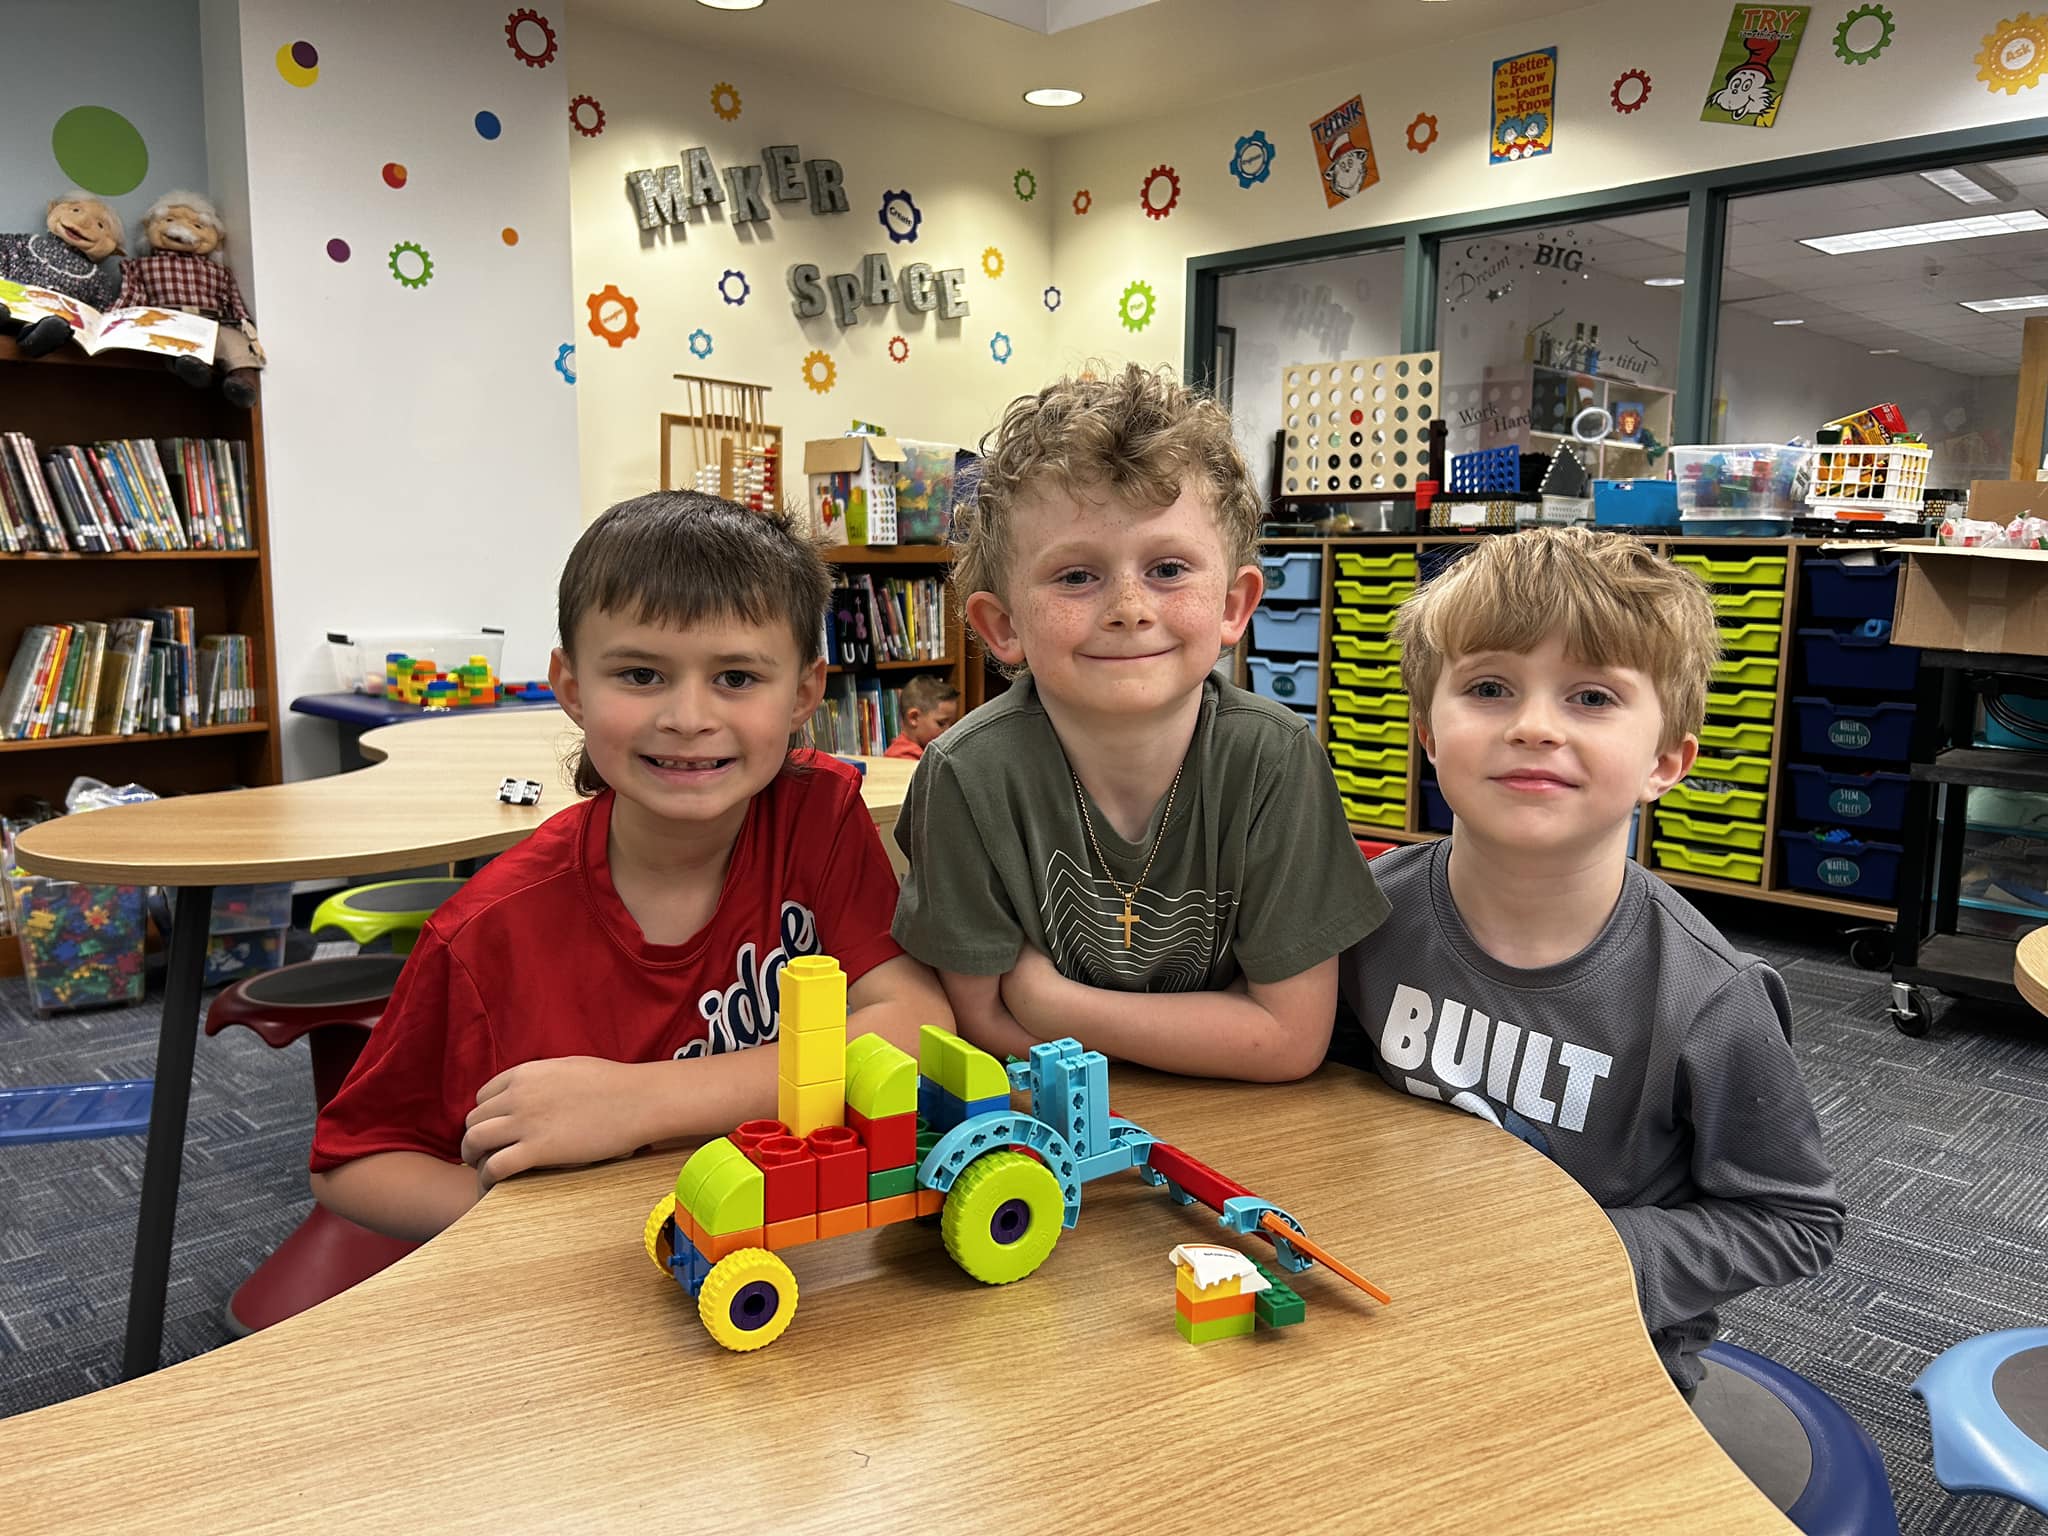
[628, 166, 688, 230]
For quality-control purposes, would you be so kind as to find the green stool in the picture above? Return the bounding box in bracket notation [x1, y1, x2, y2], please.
[310, 878, 466, 955]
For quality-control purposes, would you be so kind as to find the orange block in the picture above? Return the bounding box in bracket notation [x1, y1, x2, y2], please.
[816, 1203, 868, 1239]
[868, 1193, 917, 1227]
[1176, 1289, 1256, 1325]
[766, 1214, 818, 1251]
[914, 1186, 944, 1218]
[700, 1225, 764, 1261]
[680, 1208, 704, 1252]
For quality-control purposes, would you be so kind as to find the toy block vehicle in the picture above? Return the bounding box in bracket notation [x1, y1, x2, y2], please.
[642, 954, 1387, 1352]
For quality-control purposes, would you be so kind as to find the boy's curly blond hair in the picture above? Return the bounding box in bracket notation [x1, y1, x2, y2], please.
[952, 363, 1261, 604]
[1396, 527, 1719, 752]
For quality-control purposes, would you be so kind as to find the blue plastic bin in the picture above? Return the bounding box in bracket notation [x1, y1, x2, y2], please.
[1792, 697, 1916, 760]
[1247, 655, 1317, 705]
[1250, 604, 1320, 656]
[1260, 552, 1321, 604]
[1801, 558, 1901, 622]
[1594, 479, 1679, 529]
[1785, 764, 1912, 832]
[1796, 629, 1920, 693]
[1782, 832, 1904, 903]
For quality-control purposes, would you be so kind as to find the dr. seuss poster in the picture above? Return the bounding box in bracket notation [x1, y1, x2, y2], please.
[1491, 47, 1557, 164]
[1310, 94, 1378, 209]
[1701, 5, 1809, 128]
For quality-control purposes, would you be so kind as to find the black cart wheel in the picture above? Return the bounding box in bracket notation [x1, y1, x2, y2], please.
[1889, 984, 1934, 1037]
[1846, 928, 1894, 971]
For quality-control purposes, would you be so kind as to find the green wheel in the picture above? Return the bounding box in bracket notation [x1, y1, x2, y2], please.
[940, 1150, 1064, 1285]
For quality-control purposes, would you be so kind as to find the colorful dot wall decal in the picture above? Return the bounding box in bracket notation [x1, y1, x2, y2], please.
[276, 41, 319, 87]
[51, 106, 149, 196]
[501, 228, 519, 245]
[382, 162, 407, 189]
[326, 238, 350, 262]
[475, 110, 502, 140]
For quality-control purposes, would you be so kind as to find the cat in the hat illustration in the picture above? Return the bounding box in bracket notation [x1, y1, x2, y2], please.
[1708, 35, 1781, 120]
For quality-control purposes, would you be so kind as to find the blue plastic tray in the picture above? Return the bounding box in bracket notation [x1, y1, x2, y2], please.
[0, 1081, 154, 1146]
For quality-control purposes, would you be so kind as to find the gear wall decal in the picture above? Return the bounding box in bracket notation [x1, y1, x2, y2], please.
[1610, 69, 1653, 112]
[1229, 131, 1275, 187]
[1833, 4, 1896, 63]
[1406, 113, 1439, 152]
[569, 95, 606, 136]
[1119, 278, 1156, 333]
[587, 284, 639, 346]
[1013, 168, 1037, 201]
[1979, 14, 2048, 92]
[505, 9, 558, 67]
[877, 190, 922, 244]
[1139, 165, 1180, 219]
[710, 81, 742, 120]
[802, 350, 837, 393]
[388, 241, 433, 288]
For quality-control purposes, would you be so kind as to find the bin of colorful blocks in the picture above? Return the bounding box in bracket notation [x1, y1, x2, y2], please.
[196, 883, 293, 986]
[3, 864, 146, 1015]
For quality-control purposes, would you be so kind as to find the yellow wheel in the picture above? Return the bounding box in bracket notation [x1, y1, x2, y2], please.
[698, 1248, 799, 1351]
[941, 1149, 1064, 1285]
[643, 1194, 677, 1275]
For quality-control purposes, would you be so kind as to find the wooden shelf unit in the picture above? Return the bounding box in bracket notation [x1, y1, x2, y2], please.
[819, 545, 991, 730]
[1252, 532, 1898, 926]
[0, 337, 282, 815]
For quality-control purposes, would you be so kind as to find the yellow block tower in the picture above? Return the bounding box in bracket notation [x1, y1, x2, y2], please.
[777, 954, 848, 1135]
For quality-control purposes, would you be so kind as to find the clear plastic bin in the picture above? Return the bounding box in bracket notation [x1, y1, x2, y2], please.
[5, 872, 145, 1015]
[326, 629, 506, 695]
[173, 883, 292, 986]
[1670, 444, 1810, 517]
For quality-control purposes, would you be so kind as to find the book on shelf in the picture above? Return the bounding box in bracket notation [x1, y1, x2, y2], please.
[801, 675, 924, 756]
[0, 432, 254, 553]
[0, 280, 218, 361]
[0, 610, 255, 741]
[821, 573, 947, 667]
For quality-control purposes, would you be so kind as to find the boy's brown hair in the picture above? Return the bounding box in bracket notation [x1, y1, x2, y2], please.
[900, 674, 959, 715]
[953, 362, 1260, 606]
[1395, 527, 1718, 751]
[557, 490, 829, 794]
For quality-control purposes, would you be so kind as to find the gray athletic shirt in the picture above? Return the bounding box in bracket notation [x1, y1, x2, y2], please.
[1333, 839, 1845, 1389]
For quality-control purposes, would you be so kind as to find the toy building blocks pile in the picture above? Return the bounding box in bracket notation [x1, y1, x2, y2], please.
[385, 651, 501, 708]
[1170, 1243, 1307, 1344]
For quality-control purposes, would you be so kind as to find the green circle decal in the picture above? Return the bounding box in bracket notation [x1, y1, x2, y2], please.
[51, 106, 150, 196]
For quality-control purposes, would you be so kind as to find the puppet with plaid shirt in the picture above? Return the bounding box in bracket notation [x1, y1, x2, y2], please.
[119, 191, 264, 409]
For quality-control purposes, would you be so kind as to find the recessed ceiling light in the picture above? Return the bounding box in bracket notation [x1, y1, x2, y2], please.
[1921, 166, 2016, 205]
[695, 0, 763, 9]
[1772, 318, 1805, 326]
[1023, 88, 1085, 107]
[1960, 293, 2048, 312]
[1801, 208, 2048, 255]
[1869, 348, 1901, 355]
[1643, 277, 1686, 287]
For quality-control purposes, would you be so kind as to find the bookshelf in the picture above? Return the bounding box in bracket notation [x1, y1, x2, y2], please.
[817, 546, 991, 748]
[0, 336, 281, 972]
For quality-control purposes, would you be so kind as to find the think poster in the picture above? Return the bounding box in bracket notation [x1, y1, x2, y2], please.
[1701, 5, 1810, 129]
[1310, 94, 1378, 209]
[1491, 47, 1558, 164]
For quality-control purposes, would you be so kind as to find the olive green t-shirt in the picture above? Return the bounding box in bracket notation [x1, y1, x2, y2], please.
[891, 673, 1390, 989]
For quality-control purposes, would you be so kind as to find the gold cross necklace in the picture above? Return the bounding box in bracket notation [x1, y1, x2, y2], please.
[1073, 760, 1185, 949]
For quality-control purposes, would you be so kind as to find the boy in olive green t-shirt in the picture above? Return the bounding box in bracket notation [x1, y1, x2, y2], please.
[891, 365, 1388, 1080]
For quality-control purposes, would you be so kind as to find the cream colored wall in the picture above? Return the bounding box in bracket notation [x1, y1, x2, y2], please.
[1051, 0, 2048, 378]
[570, 13, 1056, 521]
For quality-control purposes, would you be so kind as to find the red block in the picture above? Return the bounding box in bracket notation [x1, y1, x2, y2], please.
[807, 1123, 867, 1210]
[847, 1106, 916, 1171]
[746, 1133, 818, 1223]
[732, 1118, 788, 1156]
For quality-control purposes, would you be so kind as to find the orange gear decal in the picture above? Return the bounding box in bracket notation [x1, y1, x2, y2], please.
[710, 81, 742, 120]
[587, 284, 640, 347]
[1406, 113, 1439, 153]
[802, 350, 837, 393]
[1072, 188, 1092, 215]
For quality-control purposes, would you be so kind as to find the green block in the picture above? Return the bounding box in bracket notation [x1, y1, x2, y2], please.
[691, 1145, 766, 1236]
[846, 1036, 919, 1119]
[675, 1136, 740, 1211]
[920, 1025, 1009, 1101]
[1176, 1310, 1256, 1345]
[916, 1127, 941, 1162]
[868, 1164, 917, 1200]
[1253, 1261, 1307, 1328]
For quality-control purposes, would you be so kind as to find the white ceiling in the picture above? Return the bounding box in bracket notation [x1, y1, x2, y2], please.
[581, 0, 1609, 136]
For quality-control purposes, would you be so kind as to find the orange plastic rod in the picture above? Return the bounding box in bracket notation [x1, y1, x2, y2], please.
[1259, 1212, 1392, 1305]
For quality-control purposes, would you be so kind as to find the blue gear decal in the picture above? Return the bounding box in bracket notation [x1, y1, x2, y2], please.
[718, 268, 750, 306]
[990, 331, 1013, 365]
[688, 327, 713, 360]
[877, 189, 922, 245]
[553, 342, 575, 384]
[1229, 131, 1275, 188]
[1042, 285, 1062, 312]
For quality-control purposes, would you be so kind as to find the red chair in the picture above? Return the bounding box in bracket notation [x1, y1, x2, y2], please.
[204, 954, 418, 1336]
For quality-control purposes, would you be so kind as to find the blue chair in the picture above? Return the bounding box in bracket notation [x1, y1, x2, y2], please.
[1912, 1328, 2048, 1517]
[1695, 1341, 1900, 1536]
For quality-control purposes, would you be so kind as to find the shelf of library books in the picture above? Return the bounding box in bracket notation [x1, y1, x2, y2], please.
[0, 334, 281, 828]
[810, 544, 989, 754]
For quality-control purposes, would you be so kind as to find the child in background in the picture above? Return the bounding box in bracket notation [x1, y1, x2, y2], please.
[312, 492, 952, 1241]
[883, 674, 960, 760]
[1332, 528, 1843, 1403]
[892, 365, 1387, 1081]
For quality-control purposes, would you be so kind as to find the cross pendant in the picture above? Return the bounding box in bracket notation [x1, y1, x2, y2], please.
[1117, 899, 1138, 948]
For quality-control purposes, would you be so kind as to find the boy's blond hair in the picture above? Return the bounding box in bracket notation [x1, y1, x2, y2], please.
[953, 363, 1260, 605]
[1396, 527, 1718, 751]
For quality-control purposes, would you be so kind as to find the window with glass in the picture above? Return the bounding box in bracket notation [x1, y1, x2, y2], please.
[1714, 158, 2048, 496]
[1434, 207, 1689, 484]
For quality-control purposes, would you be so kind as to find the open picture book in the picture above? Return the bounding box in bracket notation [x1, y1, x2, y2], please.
[0, 279, 218, 362]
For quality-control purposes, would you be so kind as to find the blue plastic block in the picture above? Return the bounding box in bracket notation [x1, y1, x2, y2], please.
[1449, 445, 1521, 494]
[669, 1232, 714, 1298]
[0, 1081, 154, 1146]
[921, 1081, 968, 1133]
[963, 1093, 1009, 1120]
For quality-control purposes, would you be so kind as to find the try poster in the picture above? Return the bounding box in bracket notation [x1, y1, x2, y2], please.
[1701, 5, 1810, 128]
[1491, 47, 1557, 163]
[1310, 94, 1378, 209]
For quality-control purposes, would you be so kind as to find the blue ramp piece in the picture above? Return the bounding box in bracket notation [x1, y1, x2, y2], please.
[0, 1081, 155, 1146]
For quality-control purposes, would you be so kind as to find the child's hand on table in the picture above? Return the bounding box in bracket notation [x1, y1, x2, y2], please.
[461, 1056, 647, 1190]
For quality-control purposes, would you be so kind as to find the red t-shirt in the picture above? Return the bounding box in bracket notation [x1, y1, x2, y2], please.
[883, 733, 922, 760]
[310, 753, 904, 1171]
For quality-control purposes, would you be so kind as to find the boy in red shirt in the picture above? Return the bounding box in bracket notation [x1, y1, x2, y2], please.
[311, 493, 952, 1240]
[882, 674, 960, 760]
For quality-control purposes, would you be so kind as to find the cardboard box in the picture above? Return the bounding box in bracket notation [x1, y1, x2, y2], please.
[804, 435, 904, 546]
[1889, 542, 2048, 657]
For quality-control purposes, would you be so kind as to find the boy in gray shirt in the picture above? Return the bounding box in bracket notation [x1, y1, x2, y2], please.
[1333, 528, 1844, 1392]
[894, 365, 1387, 1079]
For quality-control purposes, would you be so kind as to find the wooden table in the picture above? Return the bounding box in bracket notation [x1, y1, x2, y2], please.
[2014, 925, 2048, 1016]
[11, 710, 911, 1378]
[0, 1068, 1789, 1533]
